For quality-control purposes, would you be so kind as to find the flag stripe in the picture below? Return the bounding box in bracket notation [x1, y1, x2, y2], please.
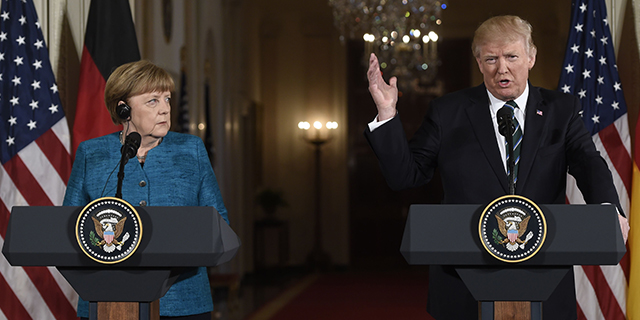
[35, 127, 71, 184]
[0, 204, 30, 320]
[620, 255, 630, 290]
[598, 123, 632, 194]
[0, 273, 31, 320]
[601, 264, 628, 314]
[72, 47, 121, 154]
[575, 266, 605, 319]
[51, 117, 71, 154]
[0, 201, 9, 239]
[0, 238, 53, 320]
[22, 267, 77, 320]
[593, 133, 631, 213]
[18, 142, 66, 205]
[82, 0, 140, 80]
[576, 303, 587, 320]
[0, 167, 28, 211]
[2, 155, 53, 206]
[47, 266, 79, 311]
[581, 265, 626, 319]
[614, 115, 632, 163]
[565, 174, 584, 204]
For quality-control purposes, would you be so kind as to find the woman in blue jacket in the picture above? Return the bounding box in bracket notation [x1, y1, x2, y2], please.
[64, 60, 229, 320]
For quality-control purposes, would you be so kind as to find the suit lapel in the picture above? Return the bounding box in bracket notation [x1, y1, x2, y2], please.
[465, 85, 509, 194]
[516, 86, 548, 192]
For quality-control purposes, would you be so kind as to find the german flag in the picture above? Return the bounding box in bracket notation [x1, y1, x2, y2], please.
[72, 0, 140, 155]
[629, 111, 640, 319]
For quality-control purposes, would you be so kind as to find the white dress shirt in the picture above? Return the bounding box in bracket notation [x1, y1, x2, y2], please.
[488, 85, 529, 173]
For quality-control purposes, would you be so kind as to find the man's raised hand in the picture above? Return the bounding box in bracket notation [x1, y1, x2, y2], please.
[367, 53, 398, 121]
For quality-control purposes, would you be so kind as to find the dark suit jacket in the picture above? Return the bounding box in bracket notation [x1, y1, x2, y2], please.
[365, 84, 620, 320]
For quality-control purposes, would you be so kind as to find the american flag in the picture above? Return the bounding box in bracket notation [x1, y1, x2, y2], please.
[558, 0, 631, 319]
[0, 0, 78, 319]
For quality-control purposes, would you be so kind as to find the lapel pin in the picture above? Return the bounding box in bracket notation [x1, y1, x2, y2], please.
[536, 109, 543, 116]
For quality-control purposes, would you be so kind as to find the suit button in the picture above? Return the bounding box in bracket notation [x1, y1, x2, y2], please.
[139, 180, 146, 187]
[139, 200, 147, 206]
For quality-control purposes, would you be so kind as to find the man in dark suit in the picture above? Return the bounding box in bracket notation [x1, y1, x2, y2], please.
[364, 15, 630, 319]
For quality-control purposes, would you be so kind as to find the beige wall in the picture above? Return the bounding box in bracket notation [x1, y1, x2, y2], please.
[248, 0, 350, 266]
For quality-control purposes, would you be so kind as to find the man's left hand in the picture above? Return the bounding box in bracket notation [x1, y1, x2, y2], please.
[618, 214, 629, 243]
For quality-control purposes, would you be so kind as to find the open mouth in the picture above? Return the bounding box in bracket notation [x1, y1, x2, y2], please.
[499, 79, 511, 87]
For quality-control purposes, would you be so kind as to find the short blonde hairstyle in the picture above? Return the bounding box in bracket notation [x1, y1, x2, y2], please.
[104, 60, 175, 125]
[472, 15, 537, 59]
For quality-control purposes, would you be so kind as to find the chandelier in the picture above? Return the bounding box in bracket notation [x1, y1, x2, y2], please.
[328, 0, 447, 91]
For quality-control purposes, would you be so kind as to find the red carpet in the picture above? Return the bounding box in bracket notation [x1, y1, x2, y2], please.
[247, 270, 435, 320]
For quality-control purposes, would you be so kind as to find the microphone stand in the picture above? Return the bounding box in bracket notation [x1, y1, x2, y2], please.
[116, 132, 141, 200]
[505, 118, 515, 195]
[116, 158, 127, 199]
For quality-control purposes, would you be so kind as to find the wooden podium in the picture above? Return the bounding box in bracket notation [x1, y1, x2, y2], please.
[2, 206, 240, 320]
[400, 203, 626, 320]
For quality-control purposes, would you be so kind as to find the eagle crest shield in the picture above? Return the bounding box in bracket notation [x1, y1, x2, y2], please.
[75, 197, 142, 264]
[479, 195, 547, 263]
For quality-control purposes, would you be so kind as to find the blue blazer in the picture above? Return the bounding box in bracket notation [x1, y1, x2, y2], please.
[64, 131, 229, 317]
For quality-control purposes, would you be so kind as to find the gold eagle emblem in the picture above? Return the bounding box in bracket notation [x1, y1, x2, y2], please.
[91, 216, 127, 248]
[496, 214, 534, 252]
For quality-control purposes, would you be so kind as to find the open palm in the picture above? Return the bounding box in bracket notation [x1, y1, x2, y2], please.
[367, 53, 398, 121]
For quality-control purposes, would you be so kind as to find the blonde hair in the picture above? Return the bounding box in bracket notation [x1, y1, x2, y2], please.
[104, 60, 175, 125]
[471, 15, 537, 58]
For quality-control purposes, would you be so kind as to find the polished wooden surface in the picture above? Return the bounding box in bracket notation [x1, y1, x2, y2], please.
[494, 301, 531, 320]
[96, 301, 159, 320]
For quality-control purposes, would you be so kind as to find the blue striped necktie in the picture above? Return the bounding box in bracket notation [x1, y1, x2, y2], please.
[505, 100, 523, 186]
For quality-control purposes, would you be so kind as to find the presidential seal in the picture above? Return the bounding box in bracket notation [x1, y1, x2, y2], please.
[75, 197, 142, 264]
[479, 195, 546, 263]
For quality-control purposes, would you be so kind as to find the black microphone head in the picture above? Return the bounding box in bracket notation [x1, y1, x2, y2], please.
[127, 131, 141, 148]
[121, 132, 141, 159]
[497, 106, 514, 137]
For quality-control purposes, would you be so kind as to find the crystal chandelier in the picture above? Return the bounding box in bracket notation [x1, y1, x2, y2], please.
[328, 0, 447, 91]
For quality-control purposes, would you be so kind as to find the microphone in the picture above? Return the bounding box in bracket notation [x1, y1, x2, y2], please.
[497, 106, 514, 137]
[496, 106, 516, 195]
[116, 132, 141, 199]
[120, 132, 141, 164]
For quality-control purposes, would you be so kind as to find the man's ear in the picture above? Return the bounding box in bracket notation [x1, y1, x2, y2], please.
[528, 49, 537, 70]
[476, 56, 485, 74]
